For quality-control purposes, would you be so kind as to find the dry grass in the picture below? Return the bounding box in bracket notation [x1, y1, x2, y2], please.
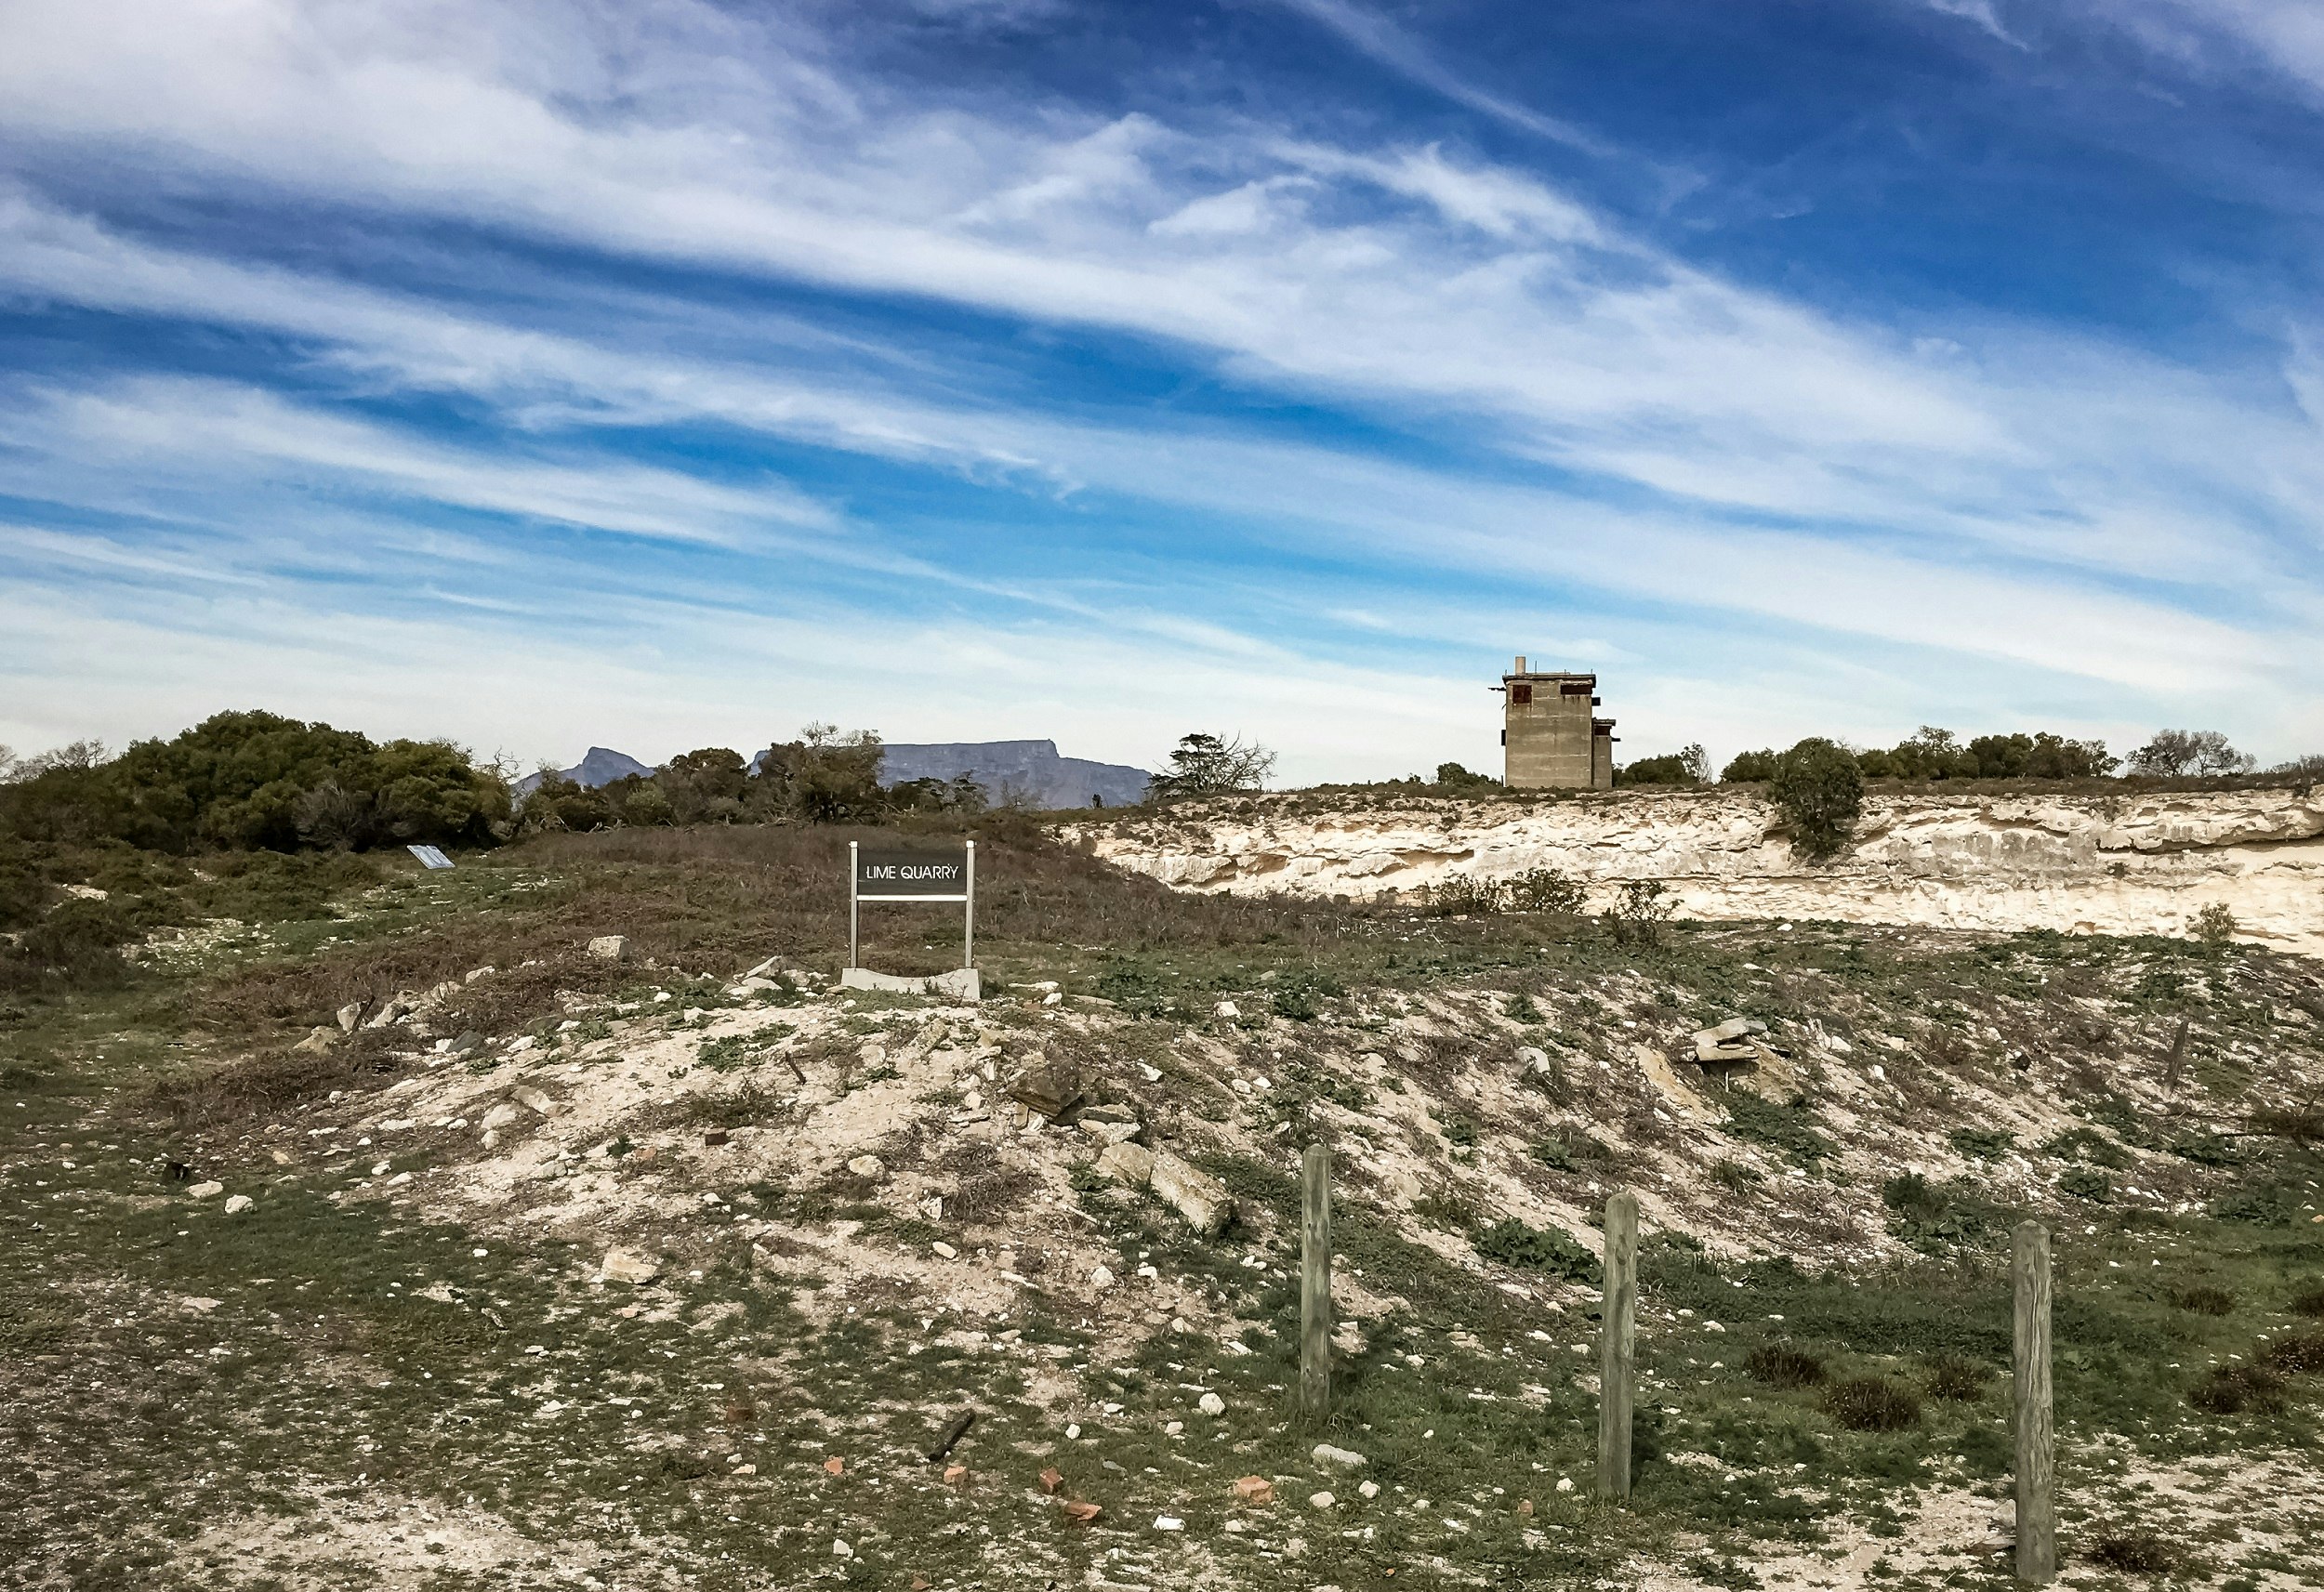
[1746, 1343, 1827, 1388]
[2170, 1284, 2238, 1317]
[2089, 1527, 2177, 1573]
[1922, 1352, 1988, 1401]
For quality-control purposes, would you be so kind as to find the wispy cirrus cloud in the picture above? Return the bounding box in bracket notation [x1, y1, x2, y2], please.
[0, 0, 2318, 772]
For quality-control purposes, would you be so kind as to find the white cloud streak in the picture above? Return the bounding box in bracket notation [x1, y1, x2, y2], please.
[0, 0, 2317, 765]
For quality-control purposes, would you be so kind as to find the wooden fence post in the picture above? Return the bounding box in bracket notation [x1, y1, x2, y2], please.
[1301, 1143, 1331, 1425]
[1598, 1191, 1639, 1502]
[2014, 1220, 2056, 1584]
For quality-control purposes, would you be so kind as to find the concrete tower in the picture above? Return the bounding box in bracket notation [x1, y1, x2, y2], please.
[1499, 656, 1615, 790]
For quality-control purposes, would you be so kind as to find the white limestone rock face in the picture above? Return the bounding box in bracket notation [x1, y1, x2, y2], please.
[1083, 789, 2324, 955]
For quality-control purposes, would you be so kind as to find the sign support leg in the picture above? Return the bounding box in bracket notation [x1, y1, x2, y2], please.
[848, 840, 859, 971]
[964, 840, 976, 969]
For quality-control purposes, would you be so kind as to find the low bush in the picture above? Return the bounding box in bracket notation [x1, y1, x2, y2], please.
[1602, 878, 1674, 946]
[2191, 902, 2238, 944]
[1820, 1375, 1921, 1431]
[1470, 1217, 1600, 1282]
[1421, 874, 1504, 916]
[2059, 1166, 2114, 1203]
[2190, 1362, 2287, 1414]
[1528, 1132, 1606, 1171]
[1506, 867, 1585, 914]
[2259, 1328, 2324, 1375]
[2291, 1281, 2324, 1317]
[1947, 1127, 2014, 1163]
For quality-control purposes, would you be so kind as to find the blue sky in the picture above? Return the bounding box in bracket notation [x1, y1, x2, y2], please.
[3, 0, 2322, 782]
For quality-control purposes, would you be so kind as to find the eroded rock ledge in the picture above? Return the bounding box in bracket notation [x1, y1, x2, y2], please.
[1081, 788, 2324, 955]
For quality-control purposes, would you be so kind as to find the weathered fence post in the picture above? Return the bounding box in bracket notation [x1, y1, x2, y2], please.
[1598, 1190, 1639, 1502]
[2014, 1220, 2056, 1584]
[1301, 1142, 1331, 1424]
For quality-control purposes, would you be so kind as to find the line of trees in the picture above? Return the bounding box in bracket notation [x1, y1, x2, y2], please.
[2, 716, 1285, 857]
[518, 724, 988, 834]
[0, 711, 508, 853]
[1604, 726, 2298, 788]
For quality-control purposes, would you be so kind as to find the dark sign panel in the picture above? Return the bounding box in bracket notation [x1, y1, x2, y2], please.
[855, 847, 970, 898]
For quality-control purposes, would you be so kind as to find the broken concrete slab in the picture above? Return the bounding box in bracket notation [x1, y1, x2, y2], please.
[1095, 1140, 1156, 1187]
[838, 967, 981, 1002]
[599, 1248, 660, 1285]
[1148, 1149, 1232, 1237]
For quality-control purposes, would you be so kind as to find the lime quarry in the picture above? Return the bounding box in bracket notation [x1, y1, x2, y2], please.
[6, 774, 2324, 1590]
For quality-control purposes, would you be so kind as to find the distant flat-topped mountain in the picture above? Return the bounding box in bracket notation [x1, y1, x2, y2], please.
[880, 739, 1149, 809]
[513, 746, 654, 797]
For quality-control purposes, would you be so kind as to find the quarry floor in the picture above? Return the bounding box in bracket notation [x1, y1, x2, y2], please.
[5, 827, 2324, 1590]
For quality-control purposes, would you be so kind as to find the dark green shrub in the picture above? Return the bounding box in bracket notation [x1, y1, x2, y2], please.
[1529, 1132, 1605, 1171]
[1721, 749, 1777, 783]
[1440, 1113, 1478, 1148]
[2190, 1362, 2286, 1414]
[0, 895, 142, 993]
[1422, 874, 1504, 915]
[1617, 746, 1707, 786]
[1412, 1190, 1479, 1230]
[2, 710, 508, 853]
[1725, 1090, 1832, 1173]
[2040, 1125, 2131, 1168]
[1431, 761, 1499, 791]
[1471, 1217, 1599, 1282]
[1948, 1127, 2014, 1163]
[2290, 1281, 2324, 1317]
[1820, 1375, 1921, 1431]
[1507, 868, 1585, 914]
[1767, 738, 1864, 860]
[2059, 1166, 2114, 1203]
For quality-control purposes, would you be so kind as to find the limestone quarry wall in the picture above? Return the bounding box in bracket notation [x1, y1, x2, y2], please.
[1081, 787, 2324, 957]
